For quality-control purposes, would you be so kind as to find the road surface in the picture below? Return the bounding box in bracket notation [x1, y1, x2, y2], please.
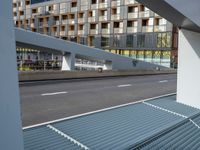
[20, 74, 177, 127]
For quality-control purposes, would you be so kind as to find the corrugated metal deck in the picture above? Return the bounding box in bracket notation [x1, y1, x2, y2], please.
[23, 95, 200, 150]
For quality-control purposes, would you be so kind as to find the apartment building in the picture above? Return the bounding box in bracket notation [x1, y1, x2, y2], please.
[13, 0, 178, 68]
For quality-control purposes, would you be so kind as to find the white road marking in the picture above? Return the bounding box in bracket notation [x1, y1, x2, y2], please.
[117, 84, 132, 88]
[41, 91, 68, 96]
[47, 125, 90, 150]
[159, 80, 168, 83]
[23, 93, 176, 129]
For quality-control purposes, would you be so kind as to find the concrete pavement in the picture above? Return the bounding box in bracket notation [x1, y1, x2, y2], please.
[20, 74, 177, 127]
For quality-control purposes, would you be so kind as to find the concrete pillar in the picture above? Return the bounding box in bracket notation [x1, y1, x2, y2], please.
[0, 1, 24, 150]
[103, 61, 112, 70]
[177, 29, 200, 108]
[61, 53, 75, 71]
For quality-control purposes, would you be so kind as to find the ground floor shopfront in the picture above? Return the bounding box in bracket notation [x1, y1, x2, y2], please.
[106, 49, 178, 68]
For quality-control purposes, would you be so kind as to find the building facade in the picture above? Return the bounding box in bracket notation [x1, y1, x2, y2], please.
[13, 0, 178, 68]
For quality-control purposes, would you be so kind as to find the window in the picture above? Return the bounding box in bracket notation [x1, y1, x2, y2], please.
[137, 34, 145, 48]
[126, 35, 134, 47]
[157, 32, 172, 48]
[101, 36, 109, 47]
[114, 22, 120, 28]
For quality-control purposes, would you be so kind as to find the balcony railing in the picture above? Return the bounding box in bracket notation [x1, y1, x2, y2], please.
[101, 29, 110, 34]
[68, 31, 75, 35]
[128, 12, 138, 19]
[142, 26, 153, 32]
[53, 20, 60, 26]
[60, 8, 68, 14]
[154, 25, 167, 32]
[60, 31, 66, 36]
[30, 23, 35, 28]
[127, 27, 137, 33]
[71, 7, 77, 12]
[91, 4, 98, 9]
[81, 5, 89, 11]
[78, 18, 84, 23]
[111, 14, 120, 20]
[19, 15, 25, 20]
[139, 10, 153, 18]
[68, 19, 75, 24]
[90, 29, 98, 34]
[99, 3, 108, 9]
[114, 28, 123, 33]
[111, 1, 120, 7]
[88, 17, 96, 22]
[62, 20, 67, 24]
[51, 31, 59, 37]
[124, 0, 137, 5]
[99, 16, 107, 21]
[78, 30, 84, 35]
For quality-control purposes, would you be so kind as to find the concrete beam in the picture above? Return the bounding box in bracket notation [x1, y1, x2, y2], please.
[0, 1, 24, 150]
[177, 29, 200, 108]
[61, 53, 75, 71]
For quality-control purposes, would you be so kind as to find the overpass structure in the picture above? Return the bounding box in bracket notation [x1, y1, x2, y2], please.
[15, 28, 160, 71]
[1, 0, 200, 150]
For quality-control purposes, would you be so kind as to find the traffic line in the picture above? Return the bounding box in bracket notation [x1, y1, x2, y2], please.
[47, 125, 90, 150]
[23, 93, 176, 129]
[117, 84, 132, 88]
[41, 91, 68, 96]
[159, 80, 168, 83]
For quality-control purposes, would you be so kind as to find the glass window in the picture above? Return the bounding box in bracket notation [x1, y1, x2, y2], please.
[137, 34, 145, 48]
[126, 35, 133, 48]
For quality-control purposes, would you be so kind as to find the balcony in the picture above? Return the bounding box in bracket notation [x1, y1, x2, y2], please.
[78, 30, 84, 35]
[71, 7, 77, 12]
[26, 14, 31, 19]
[114, 28, 123, 33]
[154, 25, 166, 32]
[13, 16, 18, 20]
[54, 20, 60, 26]
[32, 12, 40, 17]
[139, 10, 153, 18]
[78, 18, 84, 24]
[13, 7, 17, 12]
[128, 12, 138, 19]
[111, 14, 120, 20]
[125, 0, 137, 5]
[60, 31, 66, 36]
[20, 15, 25, 20]
[19, 7, 23, 11]
[111, 1, 120, 7]
[51, 31, 59, 37]
[101, 29, 110, 34]
[81, 5, 89, 11]
[62, 20, 67, 24]
[127, 27, 137, 33]
[91, 4, 98, 9]
[155, 13, 160, 17]
[99, 3, 108, 9]
[90, 29, 98, 34]
[30, 23, 35, 28]
[68, 31, 75, 36]
[99, 16, 107, 21]
[88, 17, 96, 22]
[68, 19, 75, 24]
[142, 26, 153, 32]
[60, 8, 68, 14]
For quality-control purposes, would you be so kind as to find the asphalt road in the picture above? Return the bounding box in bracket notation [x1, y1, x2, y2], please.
[20, 74, 177, 127]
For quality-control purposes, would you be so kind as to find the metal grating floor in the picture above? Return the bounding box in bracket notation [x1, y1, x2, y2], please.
[23, 95, 200, 150]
